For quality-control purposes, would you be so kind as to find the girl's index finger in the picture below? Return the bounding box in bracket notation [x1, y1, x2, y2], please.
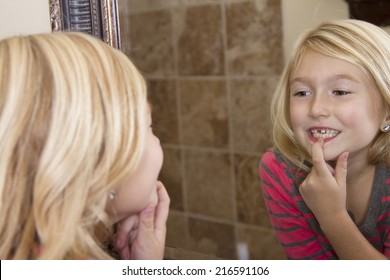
[310, 138, 331, 176]
[154, 181, 170, 230]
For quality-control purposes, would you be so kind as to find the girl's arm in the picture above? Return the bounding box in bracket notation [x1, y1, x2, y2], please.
[259, 151, 330, 259]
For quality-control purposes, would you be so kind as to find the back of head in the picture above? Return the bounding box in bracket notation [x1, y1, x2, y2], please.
[0, 32, 147, 259]
[271, 19, 390, 170]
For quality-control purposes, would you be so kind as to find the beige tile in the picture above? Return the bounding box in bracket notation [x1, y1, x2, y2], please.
[125, 10, 175, 76]
[226, 0, 283, 75]
[230, 78, 278, 154]
[187, 217, 236, 259]
[148, 79, 179, 144]
[180, 80, 229, 148]
[159, 147, 183, 211]
[235, 154, 273, 227]
[121, 0, 180, 13]
[183, 0, 222, 6]
[176, 4, 225, 75]
[184, 150, 234, 220]
[166, 211, 188, 249]
[236, 226, 286, 259]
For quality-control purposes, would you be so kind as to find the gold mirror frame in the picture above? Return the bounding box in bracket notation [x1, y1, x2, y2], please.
[49, 0, 121, 49]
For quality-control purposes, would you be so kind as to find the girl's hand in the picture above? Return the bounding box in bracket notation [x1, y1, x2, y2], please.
[114, 181, 170, 260]
[299, 139, 349, 223]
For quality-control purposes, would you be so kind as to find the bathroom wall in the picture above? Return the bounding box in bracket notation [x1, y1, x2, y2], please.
[0, 0, 50, 40]
[282, 0, 348, 62]
[281, 0, 389, 60]
[119, 0, 284, 259]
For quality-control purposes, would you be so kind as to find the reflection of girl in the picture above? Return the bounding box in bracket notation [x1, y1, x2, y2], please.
[0, 32, 169, 259]
[259, 19, 390, 259]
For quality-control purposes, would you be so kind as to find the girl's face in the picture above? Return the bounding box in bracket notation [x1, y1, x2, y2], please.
[289, 50, 386, 164]
[111, 103, 163, 221]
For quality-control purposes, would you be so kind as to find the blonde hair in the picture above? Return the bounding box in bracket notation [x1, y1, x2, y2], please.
[0, 32, 148, 259]
[271, 19, 390, 171]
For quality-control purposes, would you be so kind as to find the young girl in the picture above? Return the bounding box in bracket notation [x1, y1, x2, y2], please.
[0, 32, 170, 259]
[259, 19, 390, 259]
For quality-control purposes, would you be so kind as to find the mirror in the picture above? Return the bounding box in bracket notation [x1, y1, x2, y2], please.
[46, 0, 389, 260]
[117, 0, 285, 260]
[49, 0, 121, 49]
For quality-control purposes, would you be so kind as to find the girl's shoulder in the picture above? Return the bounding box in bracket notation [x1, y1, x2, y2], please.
[260, 148, 302, 171]
[375, 163, 390, 183]
[376, 163, 390, 191]
[260, 148, 307, 183]
[260, 148, 285, 166]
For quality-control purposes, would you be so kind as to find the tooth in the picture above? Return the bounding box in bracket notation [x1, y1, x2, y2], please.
[311, 128, 339, 139]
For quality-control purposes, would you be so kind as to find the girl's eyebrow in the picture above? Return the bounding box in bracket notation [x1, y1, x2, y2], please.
[290, 77, 309, 84]
[290, 74, 360, 84]
[329, 74, 360, 83]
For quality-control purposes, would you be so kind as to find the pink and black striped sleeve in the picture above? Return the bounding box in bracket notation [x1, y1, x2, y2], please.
[259, 150, 332, 259]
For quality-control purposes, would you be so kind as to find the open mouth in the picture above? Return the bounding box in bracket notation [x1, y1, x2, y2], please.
[310, 128, 340, 139]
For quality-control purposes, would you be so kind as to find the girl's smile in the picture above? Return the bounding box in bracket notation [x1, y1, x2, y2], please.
[308, 127, 340, 142]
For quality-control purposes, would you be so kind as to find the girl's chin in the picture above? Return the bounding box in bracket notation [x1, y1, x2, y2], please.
[306, 147, 340, 162]
[322, 151, 341, 163]
[148, 189, 159, 207]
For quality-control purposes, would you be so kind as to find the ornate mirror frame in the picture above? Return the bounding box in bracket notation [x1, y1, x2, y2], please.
[49, 0, 121, 49]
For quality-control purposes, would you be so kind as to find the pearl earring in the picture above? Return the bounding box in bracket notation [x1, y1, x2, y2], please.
[108, 191, 116, 200]
[382, 123, 390, 132]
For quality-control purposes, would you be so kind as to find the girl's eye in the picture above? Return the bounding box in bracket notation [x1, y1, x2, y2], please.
[333, 90, 350, 96]
[292, 90, 310, 97]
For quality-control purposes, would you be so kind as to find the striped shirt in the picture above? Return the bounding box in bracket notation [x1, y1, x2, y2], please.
[259, 149, 390, 259]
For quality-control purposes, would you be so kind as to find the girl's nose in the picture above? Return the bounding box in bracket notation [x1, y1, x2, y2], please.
[308, 93, 330, 119]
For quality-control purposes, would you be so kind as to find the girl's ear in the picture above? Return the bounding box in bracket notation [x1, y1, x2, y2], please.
[381, 123, 390, 132]
[381, 111, 390, 132]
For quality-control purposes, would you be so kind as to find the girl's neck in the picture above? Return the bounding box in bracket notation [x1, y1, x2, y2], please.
[345, 157, 375, 189]
[328, 153, 374, 188]
[342, 154, 376, 226]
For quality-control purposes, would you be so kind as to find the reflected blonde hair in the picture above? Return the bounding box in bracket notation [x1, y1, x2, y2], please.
[0, 32, 147, 259]
[271, 19, 390, 171]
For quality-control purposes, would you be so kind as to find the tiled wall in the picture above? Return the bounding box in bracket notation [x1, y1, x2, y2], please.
[119, 0, 285, 259]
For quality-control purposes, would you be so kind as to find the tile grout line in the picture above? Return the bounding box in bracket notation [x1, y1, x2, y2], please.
[220, 0, 240, 258]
